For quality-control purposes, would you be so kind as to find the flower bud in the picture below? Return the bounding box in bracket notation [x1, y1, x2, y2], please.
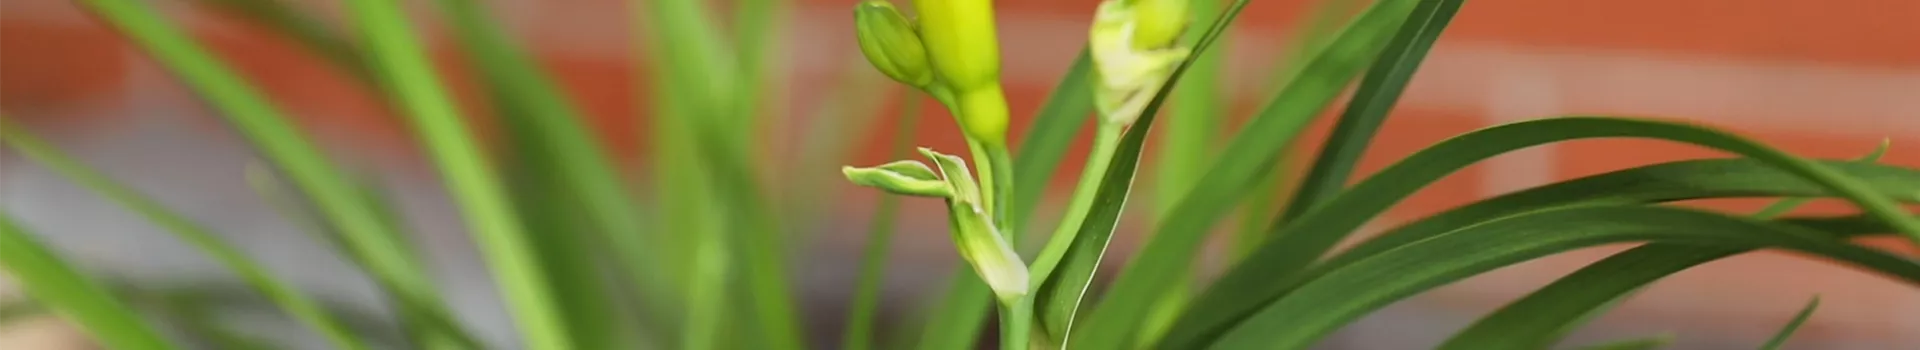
[1130, 0, 1190, 50]
[920, 147, 1028, 303]
[843, 160, 951, 197]
[912, 0, 1002, 92]
[1090, 0, 1190, 126]
[855, 1, 935, 88]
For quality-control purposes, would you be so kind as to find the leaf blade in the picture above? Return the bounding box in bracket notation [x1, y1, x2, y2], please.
[0, 214, 176, 350]
[1068, 0, 1424, 347]
[69, 0, 474, 346]
[1188, 117, 1920, 346]
[0, 119, 367, 350]
[339, 0, 573, 347]
[1434, 144, 1890, 350]
[1209, 206, 1920, 349]
[1759, 297, 1821, 350]
[1280, 0, 1464, 222]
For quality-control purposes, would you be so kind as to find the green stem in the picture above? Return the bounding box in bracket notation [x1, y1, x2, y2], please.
[999, 298, 1033, 350]
[1024, 123, 1123, 346]
[1027, 124, 1124, 285]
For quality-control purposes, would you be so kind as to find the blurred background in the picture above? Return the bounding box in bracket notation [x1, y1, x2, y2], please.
[3, 0, 1917, 348]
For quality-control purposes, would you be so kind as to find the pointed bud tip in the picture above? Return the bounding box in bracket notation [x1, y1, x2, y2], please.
[855, 0, 935, 88]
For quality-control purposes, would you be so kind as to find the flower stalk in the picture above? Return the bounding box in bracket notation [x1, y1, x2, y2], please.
[849, 0, 1025, 348]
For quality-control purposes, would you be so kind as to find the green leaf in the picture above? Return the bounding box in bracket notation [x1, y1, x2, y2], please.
[149, 288, 281, 350]
[0, 119, 367, 350]
[429, 0, 655, 347]
[1759, 297, 1821, 350]
[1751, 140, 1891, 219]
[845, 160, 954, 198]
[844, 94, 923, 350]
[339, 0, 572, 348]
[1206, 206, 1920, 349]
[1281, 0, 1464, 221]
[1137, 0, 1231, 342]
[191, 0, 371, 81]
[1434, 145, 1890, 350]
[1183, 117, 1920, 347]
[1068, 0, 1423, 347]
[1169, 157, 1920, 346]
[1024, 0, 1273, 344]
[1577, 334, 1675, 350]
[1012, 51, 1098, 228]
[70, 0, 472, 347]
[0, 213, 176, 350]
[635, 0, 805, 347]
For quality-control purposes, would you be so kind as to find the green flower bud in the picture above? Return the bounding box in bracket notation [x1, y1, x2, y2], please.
[920, 147, 1028, 303]
[1130, 0, 1190, 50]
[843, 160, 951, 197]
[855, 1, 935, 88]
[912, 0, 1002, 92]
[1091, 0, 1190, 126]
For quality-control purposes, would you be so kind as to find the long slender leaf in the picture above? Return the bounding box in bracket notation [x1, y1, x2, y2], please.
[191, 0, 369, 80]
[149, 288, 280, 350]
[1758, 297, 1821, 350]
[635, 12, 720, 350]
[1011, 51, 1097, 228]
[1158, 0, 1232, 218]
[431, 0, 651, 347]
[1137, 0, 1233, 342]
[1234, 0, 1370, 256]
[1025, 0, 1288, 344]
[635, 0, 804, 346]
[1164, 158, 1920, 347]
[339, 0, 572, 348]
[0, 119, 366, 350]
[732, 0, 785, 144]
[1207, 206, 1920, 349]
[1188, 117, 1920, 344]
[0, 213, 176, 350]
[1577, 334, 1675, 350]
[1069, 0, 1422, 347]
[1434, 145, 1889, 350]
[70, 0, 473, 347]
[844, 93, 923, 350]
[1279, 0, 1463, 221]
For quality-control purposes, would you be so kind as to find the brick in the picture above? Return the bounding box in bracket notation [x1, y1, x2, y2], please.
[0, 22, 130, 129]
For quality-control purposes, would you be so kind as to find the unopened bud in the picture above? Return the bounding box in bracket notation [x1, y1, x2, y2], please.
[1130, 0, 1191, 50]
[1090, 0, 1190, 126]
[855, 1, 935, 88]
[843, 160, 951, 197]
[912, 0, 1002, 92]
[920, 147, 1028, 302]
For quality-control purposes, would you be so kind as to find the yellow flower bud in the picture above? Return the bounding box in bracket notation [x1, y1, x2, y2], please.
[912, 0, 1002, 92]
[855, 1, 935, 88]
[1130, 0, 1191, 50]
